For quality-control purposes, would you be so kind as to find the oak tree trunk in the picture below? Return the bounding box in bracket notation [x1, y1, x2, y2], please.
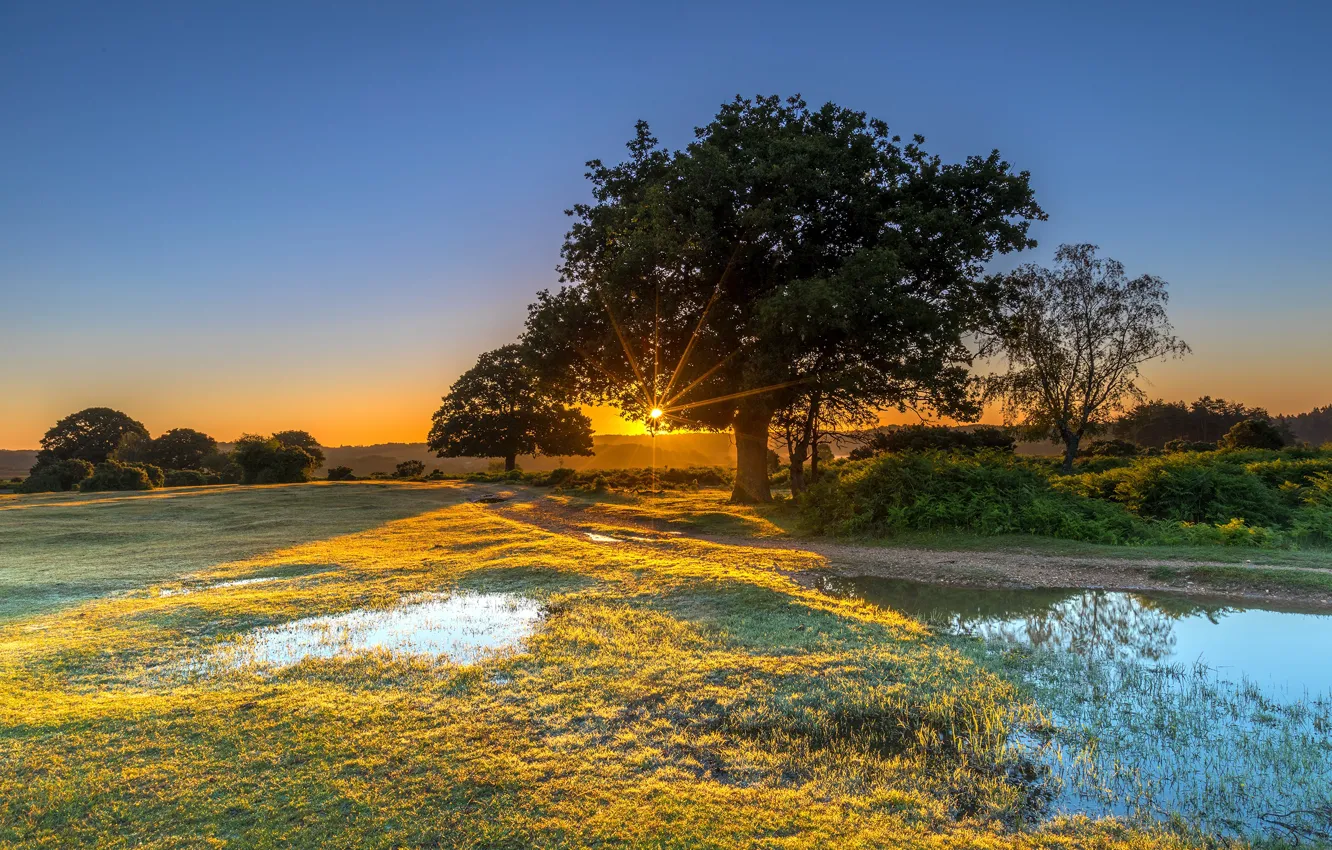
[731, 403, 774, 503]
[504, 453, 517, 472]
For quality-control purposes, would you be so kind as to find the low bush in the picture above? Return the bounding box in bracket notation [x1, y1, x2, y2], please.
[1080, 438, 1141, 458]
[1164, 439, 1217, 453]
[1220, 418, 1287, 450]
[18, 459, 95, 493]
[394, 460, 425, 479]
[163, 469, 220, 487]
[327, 466, 356, 481]
[1055, 453, 1290, 527]
[79, 461, 161, 492]
[848, 425, 1015, 460]
[799, 447, 1332, 549]
[800, 451, 1151, 544]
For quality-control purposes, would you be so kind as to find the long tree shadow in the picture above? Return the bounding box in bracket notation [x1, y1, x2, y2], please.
[0, 482, 472, 622]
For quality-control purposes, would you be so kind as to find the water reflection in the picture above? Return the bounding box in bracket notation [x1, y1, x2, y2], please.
[204, 591, 543, 672]
[819, 575, 1332, 840]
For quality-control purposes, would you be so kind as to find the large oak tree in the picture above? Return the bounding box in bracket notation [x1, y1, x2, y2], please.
[428, 345, 594, 471]
[525, 95, 1044, 500]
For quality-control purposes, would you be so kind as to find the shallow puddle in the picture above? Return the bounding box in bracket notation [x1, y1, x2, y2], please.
[585, 533, 621, 543]
[159, 576, 278, 597]
[820, 576, 1332, 841]
[205, 592, 543, 671]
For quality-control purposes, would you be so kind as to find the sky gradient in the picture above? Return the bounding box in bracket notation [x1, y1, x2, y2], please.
[3, 1, 1330, 448]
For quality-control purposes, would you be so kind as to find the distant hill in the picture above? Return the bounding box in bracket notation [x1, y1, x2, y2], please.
[0, 450, 37, 479]
[320, 432, 736, 477]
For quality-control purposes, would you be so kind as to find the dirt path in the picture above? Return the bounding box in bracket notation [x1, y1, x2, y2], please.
[481, 489, 1332, 611]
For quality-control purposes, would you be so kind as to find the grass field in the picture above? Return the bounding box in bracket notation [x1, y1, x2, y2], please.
[0, 483, 1202, 848]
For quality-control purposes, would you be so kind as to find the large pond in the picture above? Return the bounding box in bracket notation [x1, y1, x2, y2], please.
[819, 576, 1332, 843]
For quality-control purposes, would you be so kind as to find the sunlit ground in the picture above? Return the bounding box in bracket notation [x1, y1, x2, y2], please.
[1, 483, 1209, 847]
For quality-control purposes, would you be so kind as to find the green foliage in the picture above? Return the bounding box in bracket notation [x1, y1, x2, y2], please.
[1055, 453, 1289, 527]
[163, 469, 216, 487]
[326, 466, 356, 481]
[1114, 397, 1269, 448]
[848, 426, 1016, 460]
[36, 407, 149, 465]
[393, 460, 425, 479]
[144, 428, 218, 470]
[199, 450, 243, 484]
[232, 435, 319, 485]
[1164, 439, 1216, 453]
[270, 430, 326, 468]
[801, 451, 1149, 543]
[526, 94, 1043, 501]
[1080, 438, 1140, 458]
[801, 447, 1332, 549]
[79, 460, 162, 492]
[1220, 418, 1287, 450]
[429, 345, 593, 471]
[17, 459, 95, 493]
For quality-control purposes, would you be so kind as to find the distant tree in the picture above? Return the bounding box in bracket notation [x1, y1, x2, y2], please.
[428, 345, 594, 472]
[271, 430, 325, 469]
[1277, 404, 1332, 447]
[327, 465, 356, 481]
[200, 450, 243, 484]
[525, 95, 1043, 502]
[988, 245, 1189, 472]
[394, 460, 425, 479]
[847, 425, 1017, 460]
[1220, 418, 1287, 451]
[17, 458, 94, 493]
[1113, 397, 1269, 447]
[144, 428, 218, 470]
[36, 407, 148, 465]
[232, 434, 319, 484]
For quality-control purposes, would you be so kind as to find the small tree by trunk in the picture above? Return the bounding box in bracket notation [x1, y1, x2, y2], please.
[731, 403, 774, 503]
[788, 441, 808, 495]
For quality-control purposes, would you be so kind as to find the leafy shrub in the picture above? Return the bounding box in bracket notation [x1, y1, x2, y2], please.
[1220, 418, 1287, 450]
[163, 469, 215, 487]
[1080, 439, 1141, 458]
[232, 435, 319, 485]
[327, 466, 356, 481]
[17, 458, 95, 493]
[538, 467, 577, 487]
[79, 461, 161, 492]
[1055, 454, 1289, 527]
[394, 460, 425, 479]
[848, 425, 1015, 460]
[200, 451, 243, 484]
[800, 451, 1150, 544]
[1164, 439, 1217, 453]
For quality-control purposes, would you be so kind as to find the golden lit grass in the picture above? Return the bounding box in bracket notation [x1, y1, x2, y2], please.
[0, 487, 1194, 848]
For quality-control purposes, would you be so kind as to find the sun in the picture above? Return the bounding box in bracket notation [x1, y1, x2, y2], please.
[649, 408, 663, 420]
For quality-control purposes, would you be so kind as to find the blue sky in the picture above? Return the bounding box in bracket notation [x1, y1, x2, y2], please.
[2, 1, 1330, 446]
